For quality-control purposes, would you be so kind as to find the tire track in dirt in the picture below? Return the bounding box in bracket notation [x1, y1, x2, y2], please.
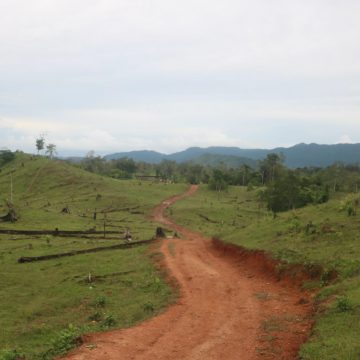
[26, 161, 50, 194]
[63, 185, 314, 360]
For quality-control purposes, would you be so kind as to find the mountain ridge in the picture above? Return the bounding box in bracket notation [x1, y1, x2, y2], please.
[104, 143, 360, 168]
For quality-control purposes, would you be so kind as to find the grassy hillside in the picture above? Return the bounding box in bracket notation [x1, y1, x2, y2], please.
[169, 185, 360, 360]
[0, 153, 187, 359]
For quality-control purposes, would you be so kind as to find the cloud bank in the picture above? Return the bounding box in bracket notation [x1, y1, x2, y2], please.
[0, 0, 359, 155]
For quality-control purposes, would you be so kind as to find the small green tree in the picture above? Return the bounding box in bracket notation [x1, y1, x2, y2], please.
[240, 164, 251, 186]
[208, 169, 228, 192]
[259, 153, 285, 184]
[156, 160, 177, 181]
[262, 170, 329, 214]
[35, 135, 45, 154]
[0, 150, 15, 166]
[46, 143, 57, 159]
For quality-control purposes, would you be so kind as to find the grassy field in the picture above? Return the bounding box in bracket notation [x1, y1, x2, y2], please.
[3, 153, 360, 359]
[0, 153, 187, 359]
[169, 185, 360, 360]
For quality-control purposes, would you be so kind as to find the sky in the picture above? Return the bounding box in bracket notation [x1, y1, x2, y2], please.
[0, 0, 359, 156]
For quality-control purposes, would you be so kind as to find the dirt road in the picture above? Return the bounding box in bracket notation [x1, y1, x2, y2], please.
[64, 185, 313, 360]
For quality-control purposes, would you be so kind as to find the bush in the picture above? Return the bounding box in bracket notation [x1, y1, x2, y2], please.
[143, 301, 155, 313]
[336, 296, 352, 312]
[102, 314, 116, 328]
[288, 218, 301, 233]
[0, 150, 15, 167]
[0, 349, 24, 360]
[88, 311, 103, 322]
[40, 325, 82, 359]
[93, 295, 107, 308]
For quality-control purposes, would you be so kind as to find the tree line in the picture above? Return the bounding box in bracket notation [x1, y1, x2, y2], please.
[1, 148, 360, 214]
[75, 152, 360, 213]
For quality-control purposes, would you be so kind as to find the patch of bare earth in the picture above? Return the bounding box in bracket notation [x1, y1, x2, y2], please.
[63, 185, 314, 360]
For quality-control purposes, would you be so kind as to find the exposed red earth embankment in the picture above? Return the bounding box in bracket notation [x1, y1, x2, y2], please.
[63, 185, 314, 360]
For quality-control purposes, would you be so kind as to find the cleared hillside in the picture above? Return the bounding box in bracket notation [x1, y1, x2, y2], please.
[0, 153, 186, 359]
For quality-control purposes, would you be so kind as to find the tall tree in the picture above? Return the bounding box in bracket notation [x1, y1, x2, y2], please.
[240, 164, 251, 186]
[46, 143, 57, 159]
[259, 153, 285, 184]
[156, 160, 177, 181]
[35, 135, 45, 154]
[208, 169, 228, 192]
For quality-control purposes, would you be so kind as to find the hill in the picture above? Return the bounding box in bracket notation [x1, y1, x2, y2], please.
[104, 147, 261, 166]
[276, 143, 360, 168]
[0, 153, 186, 358]
[104, 150, 166, 163]
[104, 143, 360, 168]
[190, 153, 258, 168]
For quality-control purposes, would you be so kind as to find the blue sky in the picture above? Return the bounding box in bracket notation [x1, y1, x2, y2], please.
[0, 0, 359, 156]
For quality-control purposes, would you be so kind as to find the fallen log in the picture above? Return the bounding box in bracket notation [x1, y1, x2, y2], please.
[198, 214, 218, 223]
[18, 239, 156, 263]
[0, 229, 120, 236]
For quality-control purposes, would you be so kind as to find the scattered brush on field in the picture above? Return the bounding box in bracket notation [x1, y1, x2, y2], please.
[0, 153, 186, 358]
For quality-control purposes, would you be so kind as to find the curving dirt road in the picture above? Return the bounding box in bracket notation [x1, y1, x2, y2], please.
[64, 185, 313, 360]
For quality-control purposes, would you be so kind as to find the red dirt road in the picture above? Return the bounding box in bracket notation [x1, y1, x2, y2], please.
[64, 185, 313, 360]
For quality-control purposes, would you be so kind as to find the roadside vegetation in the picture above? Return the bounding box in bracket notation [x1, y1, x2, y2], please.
[169, 182, 360, 359]
[0, 152, 186, 359]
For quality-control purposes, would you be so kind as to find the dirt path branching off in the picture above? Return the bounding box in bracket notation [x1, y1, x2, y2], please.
[64, 185, 314, 360]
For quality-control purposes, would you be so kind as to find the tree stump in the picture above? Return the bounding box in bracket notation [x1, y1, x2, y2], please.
[61, 206, 71, 214]
[0, 208, 18, 222]
[156, 227, 166, 238]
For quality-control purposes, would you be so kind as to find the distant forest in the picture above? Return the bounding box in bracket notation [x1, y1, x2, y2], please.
[75, 151, 360, 214]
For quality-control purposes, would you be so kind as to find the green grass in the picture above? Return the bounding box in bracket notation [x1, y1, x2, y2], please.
[0, 153, 187, 359]
[0, 153, 185, 233]
[169, 185, 360, 360]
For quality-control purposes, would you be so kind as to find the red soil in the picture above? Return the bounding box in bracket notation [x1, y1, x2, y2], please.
[63, 185, 314, 360]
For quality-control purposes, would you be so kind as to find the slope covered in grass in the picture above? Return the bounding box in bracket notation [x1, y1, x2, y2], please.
[0, 153, 185, 233]
[0, 153, 187, 359]
[169, 185, 360, 360]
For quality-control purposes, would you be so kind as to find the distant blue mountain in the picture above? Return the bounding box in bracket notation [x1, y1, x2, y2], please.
[166, 147, 268, 162]
[105, 150, 166, 163]
[104, 143, 360, 168]
[189, 153, 258, 168]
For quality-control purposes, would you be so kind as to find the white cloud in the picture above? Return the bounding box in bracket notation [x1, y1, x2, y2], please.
[0, 1, 360, 154]
[338, 135, 353, 144]
[1, 0, 360, 78]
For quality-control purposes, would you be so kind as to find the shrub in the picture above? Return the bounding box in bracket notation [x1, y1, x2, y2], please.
[93, 295, 107, 308]
[41, 325, 82, 359]
[336, 296, 352, 312]
[88, 311, 103, 322]
[0, 150, 15, 167]
[102, 314, 116, 328]
[143, 301, 155, 313]
[0, 349, 24, 360]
